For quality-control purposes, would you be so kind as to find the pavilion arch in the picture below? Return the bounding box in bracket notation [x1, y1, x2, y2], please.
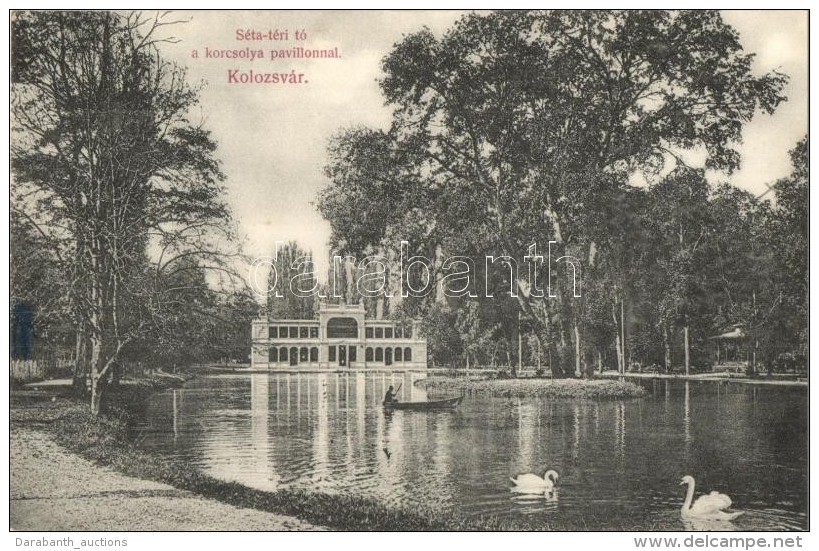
[327, 317, 359, 338]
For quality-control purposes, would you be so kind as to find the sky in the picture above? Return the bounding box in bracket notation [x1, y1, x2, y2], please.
[154, 10, 808, 278]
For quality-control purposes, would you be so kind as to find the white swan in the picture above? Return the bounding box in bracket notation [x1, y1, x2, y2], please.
[510, 470, 559, 493]
[680, 475, 743, 521]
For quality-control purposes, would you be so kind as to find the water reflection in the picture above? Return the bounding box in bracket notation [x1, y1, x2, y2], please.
[682, 517, 741, 532]
[684, 381, 691, 453]
[310, 374, 329, 485]
[614, 401, 626, 466]
[172, 389, 179, 439]
[136, 373, 807, 531]
[518, 399, 536, 466]
[510, 488, 560, 516]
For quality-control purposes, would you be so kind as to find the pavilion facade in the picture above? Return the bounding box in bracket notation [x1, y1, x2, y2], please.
[250, 302, 427, 370]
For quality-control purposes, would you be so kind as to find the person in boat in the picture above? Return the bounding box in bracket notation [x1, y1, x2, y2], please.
[383, 385, 398, 405]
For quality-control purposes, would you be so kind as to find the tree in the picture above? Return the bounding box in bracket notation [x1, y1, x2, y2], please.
[131, 260, 259, 368]
[319, 10, 786, 376]
[267, 241, 317, 319]
[766, 137, 808, 364]
[11, 12, 238, 413]
[10, 210, 73, 358]
[645, 168, 713, 374]
[701, 184, 776, 372]
[418, 304, 463, 368]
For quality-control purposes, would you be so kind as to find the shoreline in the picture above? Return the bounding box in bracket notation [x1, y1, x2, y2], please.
[176, 367, 809, 389]
[598, 371, 808, 387]
[9, 391, 539, 531]
[10, 382, 657, 531]
[11, 426, 321, 531]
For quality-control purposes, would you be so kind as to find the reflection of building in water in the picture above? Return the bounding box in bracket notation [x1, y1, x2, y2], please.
[355, 372, 366, 452]
[310, 374, 330, 483]
[251, 303, 427, 369]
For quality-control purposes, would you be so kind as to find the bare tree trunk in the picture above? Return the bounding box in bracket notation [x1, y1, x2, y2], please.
[73, 319, 88, 396]
[612, 303, 623, 374]
[663, 324, 672, 373]
[89, 332, 103, 415]
[517, 312, 522, 379]
[574, 322, 581, 378]
[684, 325, 690, 376]
[621, 299, 627, 371]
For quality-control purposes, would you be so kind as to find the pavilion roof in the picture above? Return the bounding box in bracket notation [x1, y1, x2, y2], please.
[709, 326, 747, 340]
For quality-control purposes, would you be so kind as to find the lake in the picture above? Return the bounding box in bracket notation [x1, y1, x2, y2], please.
[133, 372, 807, 530]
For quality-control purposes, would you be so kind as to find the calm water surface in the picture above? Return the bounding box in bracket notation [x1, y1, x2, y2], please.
[134, 373, 807, 530]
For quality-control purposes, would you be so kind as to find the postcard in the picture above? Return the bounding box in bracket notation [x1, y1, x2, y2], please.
[9, 9, 809, 538]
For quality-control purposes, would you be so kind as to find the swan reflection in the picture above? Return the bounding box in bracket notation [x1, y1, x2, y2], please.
[511, 488, 560, 514]
[682, 517, 741, 531]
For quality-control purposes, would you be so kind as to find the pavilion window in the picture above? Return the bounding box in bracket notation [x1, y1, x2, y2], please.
[327, 317, 359, 338]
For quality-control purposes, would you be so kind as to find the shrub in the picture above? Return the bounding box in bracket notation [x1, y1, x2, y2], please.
[418, 376, 646, 399]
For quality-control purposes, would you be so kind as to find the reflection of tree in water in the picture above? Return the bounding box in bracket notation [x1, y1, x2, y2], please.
[614, 401, 626, 467]
[684, 382, 692, 458]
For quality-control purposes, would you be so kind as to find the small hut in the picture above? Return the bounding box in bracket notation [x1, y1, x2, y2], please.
[709, 324, 749, 373]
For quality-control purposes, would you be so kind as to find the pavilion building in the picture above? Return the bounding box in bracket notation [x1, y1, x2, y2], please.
[709, 324, 749, 372]
[250, 302, 427, 370]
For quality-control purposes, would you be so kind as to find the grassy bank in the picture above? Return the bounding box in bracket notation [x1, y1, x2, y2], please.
[418, 376, 647, 399]
[13, 391, 532, 530]
[12, 382, 650, 531]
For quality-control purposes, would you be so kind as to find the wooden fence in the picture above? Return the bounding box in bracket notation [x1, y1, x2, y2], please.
[10, 358, 75, 382]
[9, 358, 157, 383]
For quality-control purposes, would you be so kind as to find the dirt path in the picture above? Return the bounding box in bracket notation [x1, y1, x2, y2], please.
[10, 427, 323, 531]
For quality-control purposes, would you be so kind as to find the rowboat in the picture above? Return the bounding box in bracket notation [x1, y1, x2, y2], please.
[383, 396, 463, 411]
